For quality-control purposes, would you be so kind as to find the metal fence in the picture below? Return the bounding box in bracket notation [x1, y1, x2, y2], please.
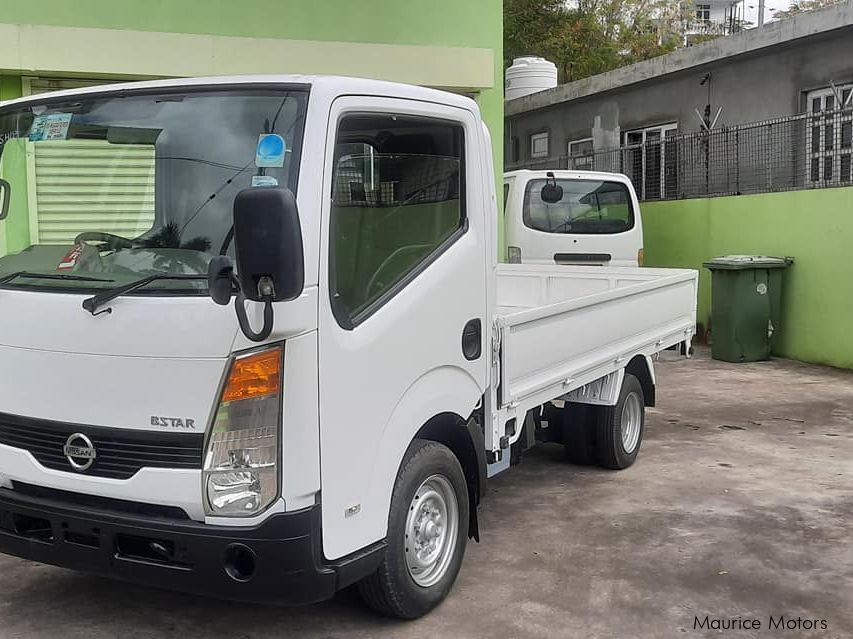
[507, 107, 853, 201]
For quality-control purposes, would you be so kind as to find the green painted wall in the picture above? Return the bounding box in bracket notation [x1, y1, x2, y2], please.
[0, 76, 22, 101]
[642, 187, 853, 368]
[0, 2, 498, 48]
[0, 141, 31, 253]
[0, 76, 27, 255]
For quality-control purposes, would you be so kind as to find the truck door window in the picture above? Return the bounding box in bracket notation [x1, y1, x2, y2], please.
[522, 179, 634, 235]
[329, 114, 465, 327]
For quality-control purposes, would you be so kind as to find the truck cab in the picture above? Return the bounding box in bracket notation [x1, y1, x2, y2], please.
[504, 169, 644, 267]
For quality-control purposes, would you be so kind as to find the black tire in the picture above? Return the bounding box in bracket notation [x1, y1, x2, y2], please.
[596, 373, 645, 470]
[358, 439, 469, 619]
[561, 402, 597, 465]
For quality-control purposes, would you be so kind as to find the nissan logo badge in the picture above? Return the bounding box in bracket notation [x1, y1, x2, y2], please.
[63, 433, 97, 471]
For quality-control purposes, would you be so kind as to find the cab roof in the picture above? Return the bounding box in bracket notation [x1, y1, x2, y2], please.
[0, 74, 479, 114]
[504, 168, 632, 183]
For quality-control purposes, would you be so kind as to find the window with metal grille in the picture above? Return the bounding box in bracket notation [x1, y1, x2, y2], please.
[530, 132, 549, 158]
[807, 85, 853, 185]
[568, 138, 594, 170]
[622, 123, 678, 200]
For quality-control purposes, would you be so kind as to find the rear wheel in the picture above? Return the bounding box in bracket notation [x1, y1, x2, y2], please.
[596, 373, 645, 470]
[358, 439, 469, 619]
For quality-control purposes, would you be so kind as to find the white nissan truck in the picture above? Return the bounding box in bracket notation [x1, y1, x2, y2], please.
[0, 76, 696, 619]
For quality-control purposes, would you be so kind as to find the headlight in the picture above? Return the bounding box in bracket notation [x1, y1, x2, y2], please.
[203, 345, 282, 517]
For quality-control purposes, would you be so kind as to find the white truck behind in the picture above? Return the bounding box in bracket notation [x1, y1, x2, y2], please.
[504, 169, 644, 267]
[0, 76, 696, 618]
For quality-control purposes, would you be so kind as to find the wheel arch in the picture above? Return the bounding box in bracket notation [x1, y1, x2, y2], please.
[414, 411, 486, 541]
[626, 354, 656, 407]
[357, 366, 484, 559]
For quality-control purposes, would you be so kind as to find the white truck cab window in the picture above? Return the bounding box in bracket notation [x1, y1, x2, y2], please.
[522, 178, 634, 235]
[329, 114, 465, 326]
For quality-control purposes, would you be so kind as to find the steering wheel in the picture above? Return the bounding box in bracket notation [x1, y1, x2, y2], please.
[74, 231, 136, 251]
[365, 244, 433, 300]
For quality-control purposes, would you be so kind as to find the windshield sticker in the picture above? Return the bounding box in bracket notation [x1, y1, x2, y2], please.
[56, 244, 84, 271]
[251, 175, 279, 188]
[29, 113, 72, 142]
[255, 133, 286, 168]
[0, 131, 21, 148]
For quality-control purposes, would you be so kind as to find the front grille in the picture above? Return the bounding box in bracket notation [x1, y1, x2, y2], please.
[0, 412, 204, 480]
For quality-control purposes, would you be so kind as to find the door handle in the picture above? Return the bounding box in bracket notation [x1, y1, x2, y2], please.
[462, 319, 482, 361]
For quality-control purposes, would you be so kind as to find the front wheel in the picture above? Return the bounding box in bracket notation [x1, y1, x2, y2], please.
[358, 439, 469, 619]
[596, 373, 645, 470]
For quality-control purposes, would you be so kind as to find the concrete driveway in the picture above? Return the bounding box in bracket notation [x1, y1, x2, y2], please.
[1, 350, 852, 638]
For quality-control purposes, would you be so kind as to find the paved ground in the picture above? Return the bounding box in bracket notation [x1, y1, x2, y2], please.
[1, 349, 852, 638]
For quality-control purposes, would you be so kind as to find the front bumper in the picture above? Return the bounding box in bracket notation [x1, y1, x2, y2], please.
[0, 486, 383, 605]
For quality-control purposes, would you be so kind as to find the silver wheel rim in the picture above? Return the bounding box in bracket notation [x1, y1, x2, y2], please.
[404, 474, 459, 588]
[621, 392, 643, 453]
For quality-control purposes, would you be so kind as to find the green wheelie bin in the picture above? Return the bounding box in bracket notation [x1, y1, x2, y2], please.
[703, 255, 793, 363]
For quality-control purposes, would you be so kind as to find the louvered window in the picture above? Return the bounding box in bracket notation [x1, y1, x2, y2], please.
[26, 78, 155, 244]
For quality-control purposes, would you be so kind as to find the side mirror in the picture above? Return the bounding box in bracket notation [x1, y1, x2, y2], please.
[207, 255, 236, 306]
[209, 188, 304, 343]
[0, 178, 10, 221]
[233, 187, 304, 303]
[540, 172, 563, 204]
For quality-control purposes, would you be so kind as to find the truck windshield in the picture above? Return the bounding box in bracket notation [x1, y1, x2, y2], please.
[523, 179, 634, 235]
[0, 87, 307, 294]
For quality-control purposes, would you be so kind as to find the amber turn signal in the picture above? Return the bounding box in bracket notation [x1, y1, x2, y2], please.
[221, 346, 282, 403]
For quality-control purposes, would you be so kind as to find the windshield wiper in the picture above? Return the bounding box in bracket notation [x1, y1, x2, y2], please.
[82, 273, 207, 316]
[0, 271, 114, 286]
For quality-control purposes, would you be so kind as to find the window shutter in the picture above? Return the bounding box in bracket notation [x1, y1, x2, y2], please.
[26, 77, 156, 244]
[32, 140, 155, 244]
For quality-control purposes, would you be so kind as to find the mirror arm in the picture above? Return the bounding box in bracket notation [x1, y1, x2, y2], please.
[234, 290, 275, 342]
[207, 257, 275, 342]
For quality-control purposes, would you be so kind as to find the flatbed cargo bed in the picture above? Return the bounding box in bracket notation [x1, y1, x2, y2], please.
[487, 264, 697, 450]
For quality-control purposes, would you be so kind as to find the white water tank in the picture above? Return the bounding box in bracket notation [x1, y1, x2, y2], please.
[505, 57, 558, 100]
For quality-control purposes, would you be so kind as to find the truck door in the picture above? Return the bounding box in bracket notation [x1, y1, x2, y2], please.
[318, 97, 489, 560]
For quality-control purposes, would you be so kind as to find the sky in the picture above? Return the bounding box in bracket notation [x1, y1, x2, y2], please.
[741, 0, 790, 25]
